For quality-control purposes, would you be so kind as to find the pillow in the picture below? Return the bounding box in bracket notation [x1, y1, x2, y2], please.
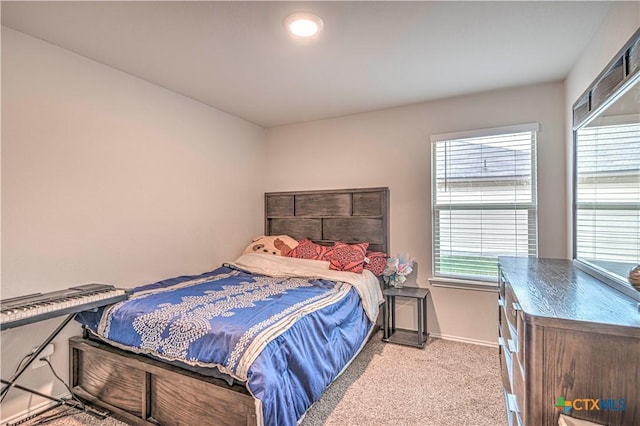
[287, 239, 330, 260]
[364, 251, 388, 276]
[328, 242, 369, 273]
[243, 235, 298, 256]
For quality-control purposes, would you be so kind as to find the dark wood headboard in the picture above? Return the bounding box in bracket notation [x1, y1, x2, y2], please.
[265, 187, 389, 253]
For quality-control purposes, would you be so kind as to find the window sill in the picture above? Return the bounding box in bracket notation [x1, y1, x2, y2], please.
[428, 277, 498, 293]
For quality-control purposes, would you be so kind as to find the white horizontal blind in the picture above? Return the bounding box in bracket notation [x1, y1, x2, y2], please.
[575, 122, 640, 281]
[432, 126, 538, 281]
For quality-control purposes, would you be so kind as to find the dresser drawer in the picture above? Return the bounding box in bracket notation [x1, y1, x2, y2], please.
[499, 336, 515, 392]
[515, 309, 526, 371]
[498, 298, 512, 343]
[504, 284, 519, 331]
[513, 356, 526, 422]
[499, 270, 507, 299]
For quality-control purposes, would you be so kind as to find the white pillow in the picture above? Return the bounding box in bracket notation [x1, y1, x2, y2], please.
[242, 235, 299, 256]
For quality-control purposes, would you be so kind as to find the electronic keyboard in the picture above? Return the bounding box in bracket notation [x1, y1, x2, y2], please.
[0, 284, 127, 331]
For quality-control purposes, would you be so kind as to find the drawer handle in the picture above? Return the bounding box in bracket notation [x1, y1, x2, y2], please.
[511, 302, 521, 317]
[506, 392, 520, 413]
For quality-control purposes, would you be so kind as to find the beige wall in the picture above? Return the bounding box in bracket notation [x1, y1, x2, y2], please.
[266, 81, 567, 345]
[564, 2, 640, 256]
[1, 27, 265, 422]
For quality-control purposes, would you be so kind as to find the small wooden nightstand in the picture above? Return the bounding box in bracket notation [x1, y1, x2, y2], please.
[382, 286, 429, 348]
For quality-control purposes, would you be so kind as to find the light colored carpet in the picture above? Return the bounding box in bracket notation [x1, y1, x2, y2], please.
[301, 334, 505, 426]
[22, 334, 505, 426]
[18, 407, 125, 426]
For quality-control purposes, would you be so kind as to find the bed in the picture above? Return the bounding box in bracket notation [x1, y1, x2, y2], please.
[70, 187, 389, 426]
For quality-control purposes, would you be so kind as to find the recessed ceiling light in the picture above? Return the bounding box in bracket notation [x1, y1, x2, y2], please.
[283, 12, 324, 38]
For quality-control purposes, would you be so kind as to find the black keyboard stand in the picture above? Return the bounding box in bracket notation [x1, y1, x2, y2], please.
[1, 378, 107, 425]
[0, 285, 126, 423]
[0, 313, 108, 425]
[0, 314, 76, 400]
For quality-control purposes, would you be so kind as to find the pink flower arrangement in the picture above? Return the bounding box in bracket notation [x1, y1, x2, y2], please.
[383, 254, 415, 287]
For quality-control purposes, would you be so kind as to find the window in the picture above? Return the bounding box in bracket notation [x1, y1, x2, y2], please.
[431, 124, 538, 282]
[575, 120, 640, 284]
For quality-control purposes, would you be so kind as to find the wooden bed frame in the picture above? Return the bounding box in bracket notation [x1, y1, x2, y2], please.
[70, 187, 389, 426]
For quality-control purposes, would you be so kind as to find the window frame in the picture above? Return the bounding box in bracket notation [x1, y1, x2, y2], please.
[430, 123, 540, 286]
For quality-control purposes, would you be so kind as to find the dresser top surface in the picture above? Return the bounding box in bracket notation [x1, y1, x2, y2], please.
[499, 257, 640, 331]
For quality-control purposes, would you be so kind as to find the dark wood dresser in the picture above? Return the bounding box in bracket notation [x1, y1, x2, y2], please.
[498, 257, 640, 426]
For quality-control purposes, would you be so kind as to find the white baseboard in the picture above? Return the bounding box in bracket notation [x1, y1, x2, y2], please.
[430, 332, 498, 348]
[1, 391, 71, 426]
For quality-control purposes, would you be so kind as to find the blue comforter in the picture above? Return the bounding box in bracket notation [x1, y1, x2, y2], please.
[76, 265, 373, 426]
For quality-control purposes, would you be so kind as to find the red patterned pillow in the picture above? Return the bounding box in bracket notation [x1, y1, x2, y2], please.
[364, 251, 388, 276]
[328, 242, 369, 273]
[287, 239, 330, 261]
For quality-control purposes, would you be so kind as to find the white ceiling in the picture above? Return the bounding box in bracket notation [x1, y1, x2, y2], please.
[1, 1, 612, 127]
